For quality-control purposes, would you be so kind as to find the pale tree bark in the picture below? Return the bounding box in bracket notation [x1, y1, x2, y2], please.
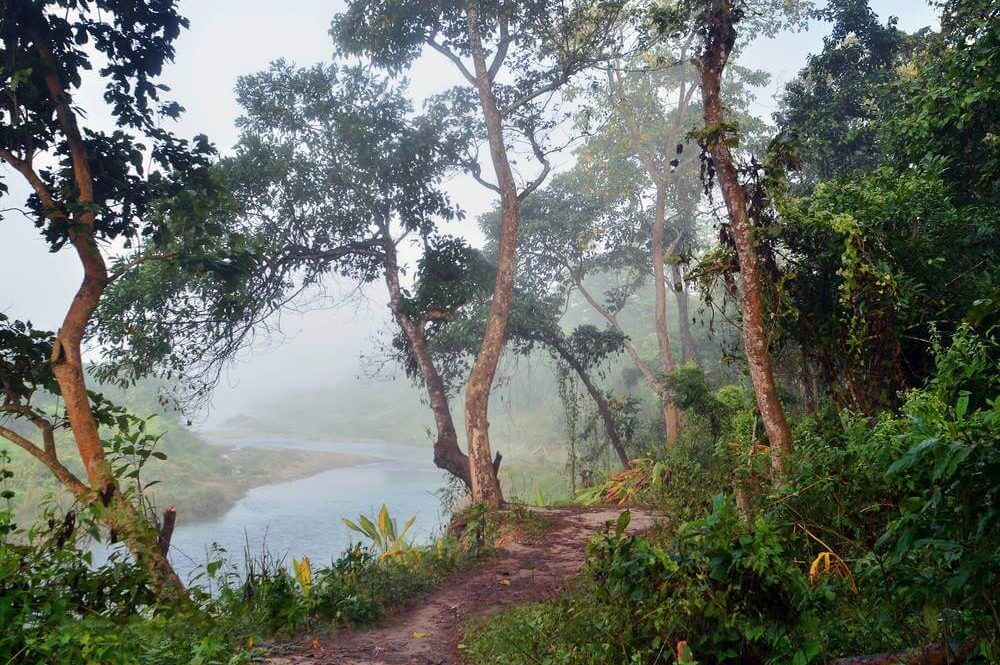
[378, 222, 472, 489]
[699, 0, 792, 477]
[460, 2, 519, 508]
[650, 186, 683, 442]
[671, 260, 700, 365]
[609, 60, 700, 444]
[671, 183, 702, 366]
[0, 22, 185, 599]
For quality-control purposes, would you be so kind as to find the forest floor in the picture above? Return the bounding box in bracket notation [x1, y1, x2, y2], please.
[266, 506, 657, 665]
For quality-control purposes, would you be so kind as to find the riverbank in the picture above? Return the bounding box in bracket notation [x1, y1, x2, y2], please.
[149, 444, 376, 524]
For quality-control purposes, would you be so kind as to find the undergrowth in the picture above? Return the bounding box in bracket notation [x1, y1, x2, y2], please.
[0, 497, 492, 665]
[466, 327, 999, 664]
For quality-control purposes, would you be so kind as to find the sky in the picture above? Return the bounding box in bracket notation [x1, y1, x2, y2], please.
[0, 0, 939, 422]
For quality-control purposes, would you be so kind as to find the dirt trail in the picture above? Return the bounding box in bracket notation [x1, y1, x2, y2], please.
[267, 506, 656, 665]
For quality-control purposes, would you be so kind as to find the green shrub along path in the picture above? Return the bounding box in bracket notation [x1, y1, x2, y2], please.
[266, 507, 657, 665]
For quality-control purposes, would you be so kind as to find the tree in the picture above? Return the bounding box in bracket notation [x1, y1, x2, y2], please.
[649, 0, 809, 476]
[0, 0, 214, 599]
[333, 0, 630, 507]
[775, 0, 913, 182]
[766, 0, 999, 412]
[500, 166, 677, 450]
[507, 307, 632, 469]
[391, 217, 636, 470]
[697, 0, 793, 477]
[97, 63, 480, 489]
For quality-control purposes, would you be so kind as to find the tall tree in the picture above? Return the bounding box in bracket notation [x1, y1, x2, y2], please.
[500, 166, 675, 448]
[0, 0, 213, 599]
[698, 0, 792, 476]
[574, 43, 705, 444]
[97, 63, 478, 489]
[333, 1, 630, 507]
[651, 0, 809, 475]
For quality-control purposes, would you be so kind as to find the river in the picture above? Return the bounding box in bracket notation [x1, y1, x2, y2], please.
[163, 436, 448, 583]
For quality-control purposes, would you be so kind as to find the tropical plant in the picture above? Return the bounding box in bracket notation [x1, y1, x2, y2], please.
[342, 504, 418, 559]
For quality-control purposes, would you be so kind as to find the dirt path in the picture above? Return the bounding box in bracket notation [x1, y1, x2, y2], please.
[267, 506, 656, 665]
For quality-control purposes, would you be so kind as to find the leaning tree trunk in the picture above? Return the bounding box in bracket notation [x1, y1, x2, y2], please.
[24, 24, 186, 599]
[462, 3, 511, 508]
[576, 281, 677, 450]
[546, 334, 630, 469]
[379, 223, 472, 489]
[52, 221, 186, 603]
[651, 185, 683, 443]
[700, 0, 793, 477]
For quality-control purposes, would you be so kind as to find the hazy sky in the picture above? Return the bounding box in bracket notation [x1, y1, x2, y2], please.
[0, 1, 938, 422]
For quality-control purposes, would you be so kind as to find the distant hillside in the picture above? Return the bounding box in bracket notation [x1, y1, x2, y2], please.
[1, 377, 350, 526]
[221, 363, 571, 454]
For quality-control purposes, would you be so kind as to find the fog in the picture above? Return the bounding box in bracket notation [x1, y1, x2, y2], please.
[0, 0, 936, 424]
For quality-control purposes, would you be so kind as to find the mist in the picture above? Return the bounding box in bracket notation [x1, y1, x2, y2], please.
[0, 0, 937, 422]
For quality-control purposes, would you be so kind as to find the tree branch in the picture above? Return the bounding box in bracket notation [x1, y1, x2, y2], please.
[0, 424, 89, 499]
[487, 4, 512, 81]
[518, 130, 551, 201]
[0, 147, 63, 218]
[466, 157, 502, 194]
[427, 37, 477, 85]
[108, 252, 180, 283]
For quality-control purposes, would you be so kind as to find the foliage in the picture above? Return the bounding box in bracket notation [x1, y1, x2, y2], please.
[776, 0, 916, 180]
[469, 327, 999, 663]
[96, 61, 458, 404]
[0, 484, 478, 665]
[575, 457, 668, 507]
[342, 504, 418, 560]
[770, 0, 999, 412]
[0, 0, 214, 248]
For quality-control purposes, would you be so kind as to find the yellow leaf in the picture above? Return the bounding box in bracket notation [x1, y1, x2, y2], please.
[311, 637, 320, 650]
[412, 631, 427, 639]
[246, 636, 254, 649]
[499, 578, 511, 586]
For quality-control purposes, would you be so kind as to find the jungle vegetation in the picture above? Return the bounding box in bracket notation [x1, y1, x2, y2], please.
[0, 0, 996, 663]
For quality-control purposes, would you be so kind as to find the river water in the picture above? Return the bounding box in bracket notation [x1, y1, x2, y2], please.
[163, 436, 448, 583]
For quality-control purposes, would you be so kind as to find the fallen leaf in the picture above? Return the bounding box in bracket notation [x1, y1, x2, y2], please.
[412, 631, 427, 639]
[499, 579, 511, 586]
[311, 637, 320, 650]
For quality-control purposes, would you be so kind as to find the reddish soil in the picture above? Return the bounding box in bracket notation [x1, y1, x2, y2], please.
[266, 506, 656, 665]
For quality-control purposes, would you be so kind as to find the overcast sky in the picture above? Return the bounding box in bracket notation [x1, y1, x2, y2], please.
[0, 1, 938, 422]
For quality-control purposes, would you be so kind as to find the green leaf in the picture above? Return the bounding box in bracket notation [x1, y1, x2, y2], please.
[615, 509, 631, 537]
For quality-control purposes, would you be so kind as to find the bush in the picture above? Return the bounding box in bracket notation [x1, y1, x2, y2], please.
[0, 481, 477, 664]
[468, 327, 999, 664]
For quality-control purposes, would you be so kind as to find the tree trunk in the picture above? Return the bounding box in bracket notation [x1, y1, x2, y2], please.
[379, 222, 472, 489]
[576, 281, 676, 447]
[462, 3, 511, 508]
[671, 261, 700, 366]
[651, 186, 683, 443]
[799, 352, 819, 414]
[673, 184, 702, 367]
[700, 0, 793, 478]
[23, 19, 185, 600]
[546, 334, 630, 469]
